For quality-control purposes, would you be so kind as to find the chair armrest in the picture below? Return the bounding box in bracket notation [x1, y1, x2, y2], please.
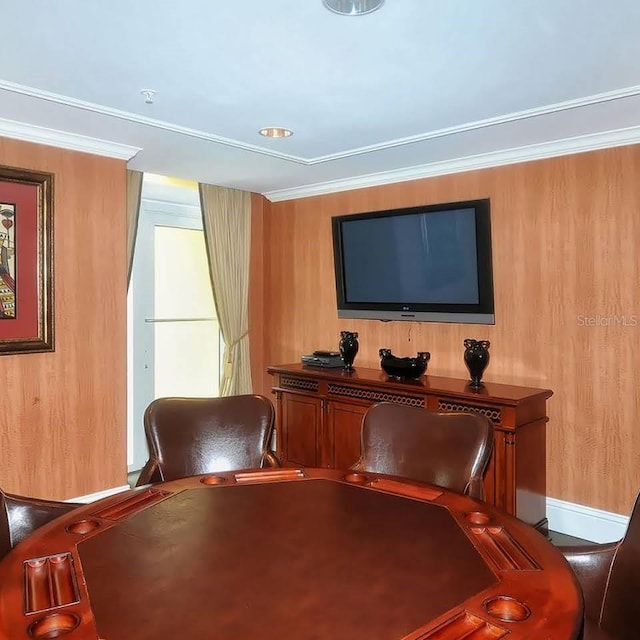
[263, 451, 282, 468]
[5, 494, 80, 547]
[561, 541, 619, 622]
[135, 459, 163, 486]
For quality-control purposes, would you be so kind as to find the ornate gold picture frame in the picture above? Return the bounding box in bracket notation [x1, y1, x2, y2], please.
[0, 165, 54, 354]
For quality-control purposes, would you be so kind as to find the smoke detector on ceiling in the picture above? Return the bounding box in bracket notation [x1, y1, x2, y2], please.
[140, 89, 157, 104]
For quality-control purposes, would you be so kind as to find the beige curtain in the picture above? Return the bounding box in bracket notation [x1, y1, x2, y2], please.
[126, 170, 143, 286]
[199, 184, 252, 396]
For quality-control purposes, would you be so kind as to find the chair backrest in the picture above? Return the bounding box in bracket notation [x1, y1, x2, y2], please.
[143, 395, 276, 481]
[1, 487, 79, 560]
[0, 489, 11, 560]
[353, 403, 494, 499]
[600, 492, 640, 639]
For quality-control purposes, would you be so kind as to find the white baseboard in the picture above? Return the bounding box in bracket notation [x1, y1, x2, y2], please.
[67, 485, 131, 504]
[547, 497, 629, 543]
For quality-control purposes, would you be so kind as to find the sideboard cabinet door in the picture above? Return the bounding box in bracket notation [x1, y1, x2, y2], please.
[280, 393, 323, 467]
[326, 400, 367, 470]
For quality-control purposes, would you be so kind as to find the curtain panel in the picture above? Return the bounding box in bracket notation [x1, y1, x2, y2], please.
[126, 170, 143, 286]
[199, 184, 252, 396]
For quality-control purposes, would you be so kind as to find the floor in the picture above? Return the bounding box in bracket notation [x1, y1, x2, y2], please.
[127, 469, 141, 488]
[548, 530, 589, 546]
[128, 467, 589, 545]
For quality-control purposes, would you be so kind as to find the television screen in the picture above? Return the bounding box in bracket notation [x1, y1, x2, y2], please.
[332, 199, 495, 324]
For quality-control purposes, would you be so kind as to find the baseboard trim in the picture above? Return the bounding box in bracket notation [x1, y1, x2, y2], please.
[67, 485, 130, 504]
[546, 497, 629, 543]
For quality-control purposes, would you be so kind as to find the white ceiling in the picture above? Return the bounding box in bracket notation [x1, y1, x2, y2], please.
[1, 0, 639, 200]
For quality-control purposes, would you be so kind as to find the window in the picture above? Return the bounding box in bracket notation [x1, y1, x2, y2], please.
[127, 176, 221, 471]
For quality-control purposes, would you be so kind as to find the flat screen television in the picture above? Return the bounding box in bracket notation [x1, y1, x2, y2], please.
[331, 199, 495, 324]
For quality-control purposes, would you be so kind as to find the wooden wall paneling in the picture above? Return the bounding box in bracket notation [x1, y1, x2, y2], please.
[0, 137, 127, 500]
[249, 193, 268, 396]
[253, 145, 640, 515]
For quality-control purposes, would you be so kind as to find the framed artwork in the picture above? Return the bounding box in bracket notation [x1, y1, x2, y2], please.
[0, 165, 54, 354]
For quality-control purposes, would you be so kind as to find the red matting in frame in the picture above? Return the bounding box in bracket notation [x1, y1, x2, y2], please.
[0, 166, 53, 354]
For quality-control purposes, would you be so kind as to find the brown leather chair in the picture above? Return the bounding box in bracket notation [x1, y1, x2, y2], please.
[562, 491, 640, 640]
[351, 402, 494, 500]
[1, 488, 79, 560]
[136, 394, 279, 486]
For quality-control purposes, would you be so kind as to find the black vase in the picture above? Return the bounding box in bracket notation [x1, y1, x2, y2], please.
[464, 339, 490, 389]
[339, 331, 359, 371]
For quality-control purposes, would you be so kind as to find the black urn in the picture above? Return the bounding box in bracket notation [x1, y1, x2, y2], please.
[379, 349, 430, 380]
[463, 339, 490, 389]
[339, 331, 359, 371]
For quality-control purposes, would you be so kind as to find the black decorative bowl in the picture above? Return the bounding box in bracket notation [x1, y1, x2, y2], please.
[379, 349, 430, 380]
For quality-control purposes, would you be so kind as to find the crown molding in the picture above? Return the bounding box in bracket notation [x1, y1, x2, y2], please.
[0, 80, 297, 162]
[2, 79, 640, 165]
[0, 116, 140, 160]
[264, 125, 640, 201]
[2, 81, 639, 196]
[307, 84, 640, 163]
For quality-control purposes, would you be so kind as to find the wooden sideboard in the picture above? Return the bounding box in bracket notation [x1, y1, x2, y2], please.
[267, 363, 553, 531]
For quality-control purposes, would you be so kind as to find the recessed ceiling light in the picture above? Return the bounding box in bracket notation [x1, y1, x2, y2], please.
[259, 127, 293, 138]
[322, 0, 385, 16]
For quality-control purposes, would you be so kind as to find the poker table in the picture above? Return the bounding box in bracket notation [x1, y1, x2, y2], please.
[0, 468, 583, 639]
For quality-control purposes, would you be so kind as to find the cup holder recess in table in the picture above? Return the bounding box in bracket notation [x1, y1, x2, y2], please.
[65, 519, 101, 535]
[26, 558, 46, 569]
[200, 475, 226, 486]
[483, 596, 531, 622]
[344, 473, 370, 485]
[28, 612, 80, 638]
[465, 511, 492, 525]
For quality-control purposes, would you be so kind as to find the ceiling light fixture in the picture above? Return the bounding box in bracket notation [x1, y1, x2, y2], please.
[322, 0, 385, 16]
[259, 127, 293, 138]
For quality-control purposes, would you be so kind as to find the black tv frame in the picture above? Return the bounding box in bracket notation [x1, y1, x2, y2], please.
[331, 198, 495, 325]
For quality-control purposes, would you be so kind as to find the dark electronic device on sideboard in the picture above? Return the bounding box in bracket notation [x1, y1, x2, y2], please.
[301, 350, 343, 368]
[331, 198, 495, 325]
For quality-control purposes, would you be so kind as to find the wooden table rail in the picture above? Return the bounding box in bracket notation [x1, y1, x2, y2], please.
[0, 468, 582, 640]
